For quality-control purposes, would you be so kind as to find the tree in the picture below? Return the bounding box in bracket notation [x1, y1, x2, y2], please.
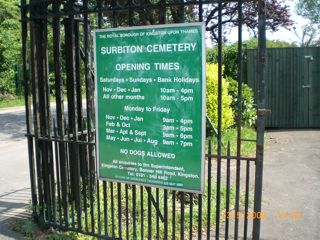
[296, 0, 320, 24]
[99, 0, 293, 42]
[0, 0, 21, 98]
[295, 0, 320, 46]
[293, 24, 320, 46]
[204, 0, 293, 41]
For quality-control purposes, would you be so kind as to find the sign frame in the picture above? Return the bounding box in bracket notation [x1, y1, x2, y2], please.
[93, 22, 206, 193]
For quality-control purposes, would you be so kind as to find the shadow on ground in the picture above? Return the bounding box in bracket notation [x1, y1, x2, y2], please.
[0, 111, 26, 142]
[0, 187, 31, 239]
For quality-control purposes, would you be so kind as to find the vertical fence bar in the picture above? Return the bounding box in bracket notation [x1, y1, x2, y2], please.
[111, 182, 115, 238]
[53, 123, 62, 225]
[82, 0, 96, 233]
[132, 185, 137, 239]
[215, 0, 223, 237]
[97, 0, 103, 27]
[160, 0, 166, 24]
[140, 186, 144, 239]
[244, 160, 250, 239]
[52, 2, 69, 226]
[30, 9, 45, 224]
[117, 183, 122, 239]
[172, 191, 176, 240]
[21, 0, 38, 219]
[97, 2, 103, 234]
[42, 5, 53, 222]
[189, 193, 193, 240]
[163, 189, 168, 240]
[81, 124, 89, 232]
[74, 20, 83, 231]
[147, 187, 152, 240]
[207, 140, 212, 239]
[125, 184, 129, 240]
[97, 179, 101, 234]
[252, 0, 267, 238]
[225, 142, 231, 239]
[198, 193, 202, 240]
[103, 181, 108, 236]
[36, 1, 53, 222]
[198, 4, 203, 239]
[180, 193, 185, 240]
[64, 12, 81, 229]
[67, 128, 75, 228]
[128, 0, 133, 26]
[156, 188, 160, 240]
[235, 0, 243, 236]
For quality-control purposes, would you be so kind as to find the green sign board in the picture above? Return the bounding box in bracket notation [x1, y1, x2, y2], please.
[94, 23, 206, 193]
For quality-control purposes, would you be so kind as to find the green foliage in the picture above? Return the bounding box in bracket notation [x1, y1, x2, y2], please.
[47, 231, 83, 240]
[0, 0, 20, 21]
[0, 69, 15, 97]
[22, 219, 34, 238]
[296, 0, 320, 24]
[244, 38, 296, 49]
[206, 38, 294, 128]
[206, 38, 296, 80]
[211, 126, 256, 156]
[9, 219, 34, 239]
[0, 0, 21, 97]
[227, 78, 257, 127]
[224, 126, 256, 156]
[206, 64, 235, 131]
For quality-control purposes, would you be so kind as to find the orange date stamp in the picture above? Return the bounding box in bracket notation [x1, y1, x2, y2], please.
[276, 211, 303, 220]
[226, 210, 267, 219]
[226, 211, 303, 220]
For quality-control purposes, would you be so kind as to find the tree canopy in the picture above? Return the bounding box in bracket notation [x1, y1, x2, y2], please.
[296, 0, 320, 24]
[295, 0, 320, 46]
[204, 0, 293, 41]
[0, 0, 21, 98]
[0, 0, 295, 98]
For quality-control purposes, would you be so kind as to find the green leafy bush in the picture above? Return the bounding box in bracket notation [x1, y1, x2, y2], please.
[227, 77, 257, 126]
[206, 63, 234, 131]
[206, 38, 296, 80]
[0, 15, 22, 98]
[206, 45, 238, 79]
[0, 69, 15, 98]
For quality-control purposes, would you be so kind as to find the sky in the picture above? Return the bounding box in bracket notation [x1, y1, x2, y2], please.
[206, 0, 311, 46]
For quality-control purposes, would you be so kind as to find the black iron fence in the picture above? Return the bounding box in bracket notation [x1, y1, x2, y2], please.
[21, 0, 266, 239]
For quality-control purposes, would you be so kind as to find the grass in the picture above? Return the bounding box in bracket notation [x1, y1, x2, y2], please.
[0, 96, 25, 108]
[12, 127, 257, 239]
[0, 95, 71, 109]
[211, 126, 257, 157]
[16, 179, 254, 240]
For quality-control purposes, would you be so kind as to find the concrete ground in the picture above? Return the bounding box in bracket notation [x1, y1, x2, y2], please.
[261, 130, 320, 240]
[0, 105, 319, 239]
[0, 106, 30, 239]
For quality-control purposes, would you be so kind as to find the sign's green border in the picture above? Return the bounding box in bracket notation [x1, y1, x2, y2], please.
[93, 22, 206, 193]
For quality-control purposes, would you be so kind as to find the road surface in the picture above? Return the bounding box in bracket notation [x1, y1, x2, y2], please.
[0, 106, 30, 239]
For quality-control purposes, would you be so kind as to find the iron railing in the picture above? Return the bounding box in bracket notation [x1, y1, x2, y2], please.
[21, 0, 266, 239]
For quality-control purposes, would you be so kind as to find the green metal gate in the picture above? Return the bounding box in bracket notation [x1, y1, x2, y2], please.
[246, 47, 320, 128]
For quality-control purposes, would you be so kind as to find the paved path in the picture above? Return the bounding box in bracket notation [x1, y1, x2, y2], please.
[261, 130, 320, 240]
[0, 106, 29, 239]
